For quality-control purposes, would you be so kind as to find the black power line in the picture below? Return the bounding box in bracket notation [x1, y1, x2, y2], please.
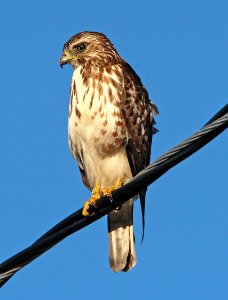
[0, 104, 227, 287]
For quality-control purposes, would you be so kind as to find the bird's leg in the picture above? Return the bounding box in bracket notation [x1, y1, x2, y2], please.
[102, 178, 124, 197]
[102, 178, 124, 210]
[82, 179, 124, 216]
[82, 183, 101, 216]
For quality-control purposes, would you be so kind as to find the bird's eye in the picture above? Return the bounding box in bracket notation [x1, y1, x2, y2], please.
[74, 43, 86, 52]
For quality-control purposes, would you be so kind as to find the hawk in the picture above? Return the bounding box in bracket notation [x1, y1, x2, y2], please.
[59, 32, 158, 272]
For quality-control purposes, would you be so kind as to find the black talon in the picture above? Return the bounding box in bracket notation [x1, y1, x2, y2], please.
[114, 204, 122, 211]
[107, 194, 114, 204]
[82, 202, 100, 217]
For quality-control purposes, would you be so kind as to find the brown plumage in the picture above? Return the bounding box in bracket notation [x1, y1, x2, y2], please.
[59, 31, 158, 272]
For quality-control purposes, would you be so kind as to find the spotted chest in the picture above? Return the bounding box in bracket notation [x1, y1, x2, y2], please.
[68, 64, 128, 158]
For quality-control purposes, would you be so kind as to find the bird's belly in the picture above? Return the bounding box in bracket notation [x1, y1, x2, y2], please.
[68, 67, 131, 189]
[68, 101, 131, 189]
[82, 143, 132, 188]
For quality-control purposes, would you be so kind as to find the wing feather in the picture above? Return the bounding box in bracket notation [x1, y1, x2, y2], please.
[121, 62, 158, 238]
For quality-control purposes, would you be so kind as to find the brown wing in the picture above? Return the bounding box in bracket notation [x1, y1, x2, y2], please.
[121, 62, 158, 239]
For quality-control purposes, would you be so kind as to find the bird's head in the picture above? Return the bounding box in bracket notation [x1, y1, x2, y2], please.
[59, 31, 120, 68]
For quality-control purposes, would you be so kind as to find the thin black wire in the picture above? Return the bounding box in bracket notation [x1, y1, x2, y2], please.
[0, 105, 227, 287]
[140, 106, 228, 176]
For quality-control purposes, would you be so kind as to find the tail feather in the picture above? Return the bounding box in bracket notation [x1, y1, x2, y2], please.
[108, 199, 136, 272]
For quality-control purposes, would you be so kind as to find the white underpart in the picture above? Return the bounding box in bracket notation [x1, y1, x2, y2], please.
[68, 66, 132, 189]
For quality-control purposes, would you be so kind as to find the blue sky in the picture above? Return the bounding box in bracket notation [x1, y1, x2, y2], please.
[0, 1, 227, 299]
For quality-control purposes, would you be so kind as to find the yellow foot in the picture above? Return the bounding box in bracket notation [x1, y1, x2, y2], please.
[102, 178, 124, 197]
[82, 183, 101, 216]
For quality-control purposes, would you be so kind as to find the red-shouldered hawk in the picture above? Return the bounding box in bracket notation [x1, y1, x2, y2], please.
[59, 32, 158, 272]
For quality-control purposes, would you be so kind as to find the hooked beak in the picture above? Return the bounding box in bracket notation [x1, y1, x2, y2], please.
[58, 51, 72, 68]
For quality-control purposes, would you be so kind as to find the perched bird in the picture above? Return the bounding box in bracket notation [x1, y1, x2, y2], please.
[59, 32, 158, 272]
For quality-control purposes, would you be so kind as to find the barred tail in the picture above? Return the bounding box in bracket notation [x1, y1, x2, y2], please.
[108, 199, 136, 272]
